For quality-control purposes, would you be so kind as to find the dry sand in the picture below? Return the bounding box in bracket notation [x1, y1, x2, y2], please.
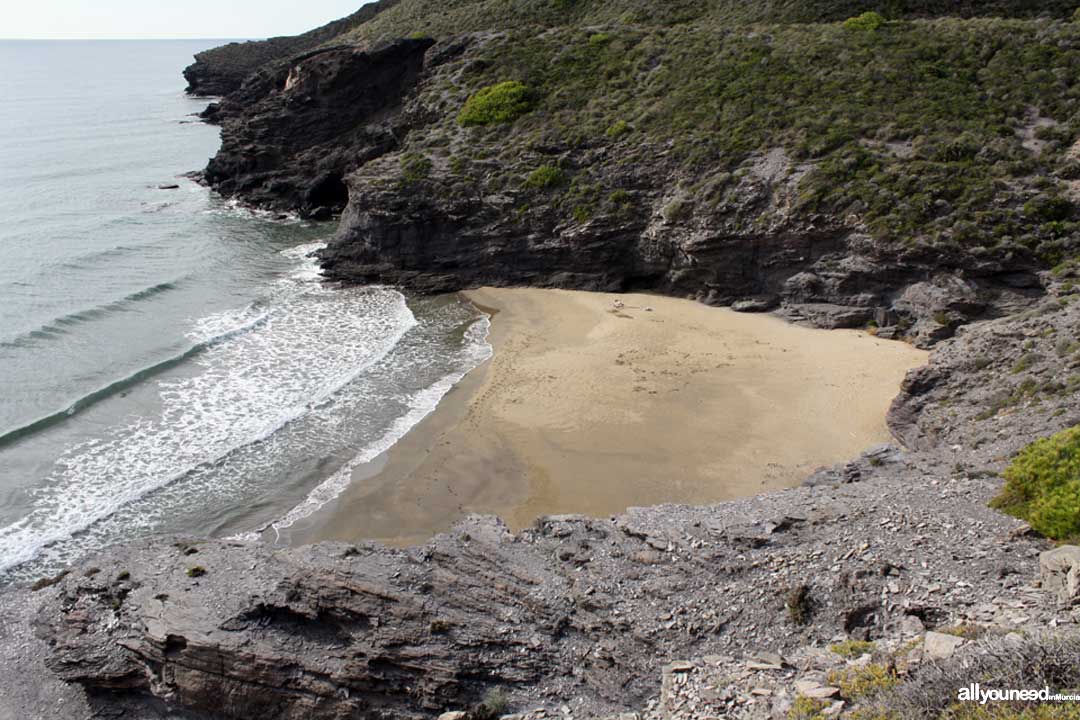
[290, 288, 927, 547]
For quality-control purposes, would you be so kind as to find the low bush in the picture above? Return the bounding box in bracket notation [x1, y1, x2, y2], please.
[843, 11, 886, 32]
[1024, 196, 1074, 223]
[605, 119, 630, 138]
[789, 695, 830, 719]
[828, 663, 899, 700]
[400, 153, 433, 183]
[524, 165, 566, 189]
[457, 81, 534, 126]
[830, 639, 876, 658]
[786, 584, 812, 625]
[990, 425, 1080, 540]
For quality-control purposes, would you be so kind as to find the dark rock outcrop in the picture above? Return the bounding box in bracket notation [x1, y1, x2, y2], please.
[201, 38, 434, 218]
[182, 0, 401, 96]
[30, 473, 1050, 719]
[191, 26, 1049, 345]
[320, 136, 1045, 346]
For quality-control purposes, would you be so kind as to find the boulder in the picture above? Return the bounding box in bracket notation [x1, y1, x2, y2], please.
[1039, 546, 1080, 604]
[732, 296, 779, 313]
[923, 631, 965, 660]
[892, 275, 986, 347]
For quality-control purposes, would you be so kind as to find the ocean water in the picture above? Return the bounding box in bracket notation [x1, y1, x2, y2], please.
[0, 40, 491, 582]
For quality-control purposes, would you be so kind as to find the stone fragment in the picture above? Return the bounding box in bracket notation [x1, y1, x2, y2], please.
[924, 631, 965, 660]
[822, 700, 846, 717]
[801, 686, 840, 700]
[732, 296, 778, 313]
[1040, 546, 1080, 604]
[899, 614, 926, 636]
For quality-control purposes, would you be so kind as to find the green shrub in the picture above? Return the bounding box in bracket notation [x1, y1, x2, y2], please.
[1074, 7, 1080, 22]
[830, 639, 876, 658]
[1011, 353, 1040, 373]
[470, 687, 510, 720]
[828, 663, 899, 699]
[1024, 195, 1073, 223]
[990, 425, 1080, 540]
[523, 164, 566, 189]
[789, 695, 830, 720]
[457, 81, 534, 126]
[605, 120, 630, 138]
[786, 584, 812, 625]
[588, 32, 612, 45]
[400, 153, 433, 183]
[942, 702, 1080, 719]
[843, 11, 886, 31]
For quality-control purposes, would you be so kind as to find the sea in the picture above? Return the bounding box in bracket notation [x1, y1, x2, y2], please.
[0, 40, 491, 583]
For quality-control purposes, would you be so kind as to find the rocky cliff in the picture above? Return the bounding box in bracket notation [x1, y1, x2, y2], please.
[197, 8, 1079, 347]
[182, 0, 400, 96]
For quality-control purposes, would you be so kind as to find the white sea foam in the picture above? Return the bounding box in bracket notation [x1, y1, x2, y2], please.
[0, 242, 418, 574]
[205, 198, 304, 223]
[237, 313, 493, 541]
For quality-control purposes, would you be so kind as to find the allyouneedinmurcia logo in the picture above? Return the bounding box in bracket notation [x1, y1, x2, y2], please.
[958, 684, 1080, 705]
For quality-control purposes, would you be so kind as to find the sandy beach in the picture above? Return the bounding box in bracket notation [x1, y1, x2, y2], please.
[289, 288, 928, 547]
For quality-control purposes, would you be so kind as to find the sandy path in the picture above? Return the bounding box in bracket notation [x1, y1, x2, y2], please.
[291, 288, 927, 546]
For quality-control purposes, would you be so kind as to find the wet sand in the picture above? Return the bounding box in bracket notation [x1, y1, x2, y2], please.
[289, 287, 928, 547]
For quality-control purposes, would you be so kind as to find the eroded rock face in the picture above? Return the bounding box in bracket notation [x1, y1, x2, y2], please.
[201, 38, 434, 218]
[182, 0, 401, 96]
[190, 30, 1047, 343]
[319, 140, 1042, 342]
[889, 279, 1080, 455]
[32, 478, 1049, 720]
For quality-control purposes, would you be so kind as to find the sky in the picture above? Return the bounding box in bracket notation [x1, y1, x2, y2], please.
[2, 0, 372, 40]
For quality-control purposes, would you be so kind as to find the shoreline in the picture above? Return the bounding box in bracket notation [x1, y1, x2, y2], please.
[284, 287, 928, 548]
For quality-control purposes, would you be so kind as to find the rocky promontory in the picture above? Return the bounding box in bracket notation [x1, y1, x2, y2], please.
[182, 0, 400, 96]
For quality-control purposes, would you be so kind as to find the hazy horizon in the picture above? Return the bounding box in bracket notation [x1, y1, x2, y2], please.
[3, 0, 372, 40]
